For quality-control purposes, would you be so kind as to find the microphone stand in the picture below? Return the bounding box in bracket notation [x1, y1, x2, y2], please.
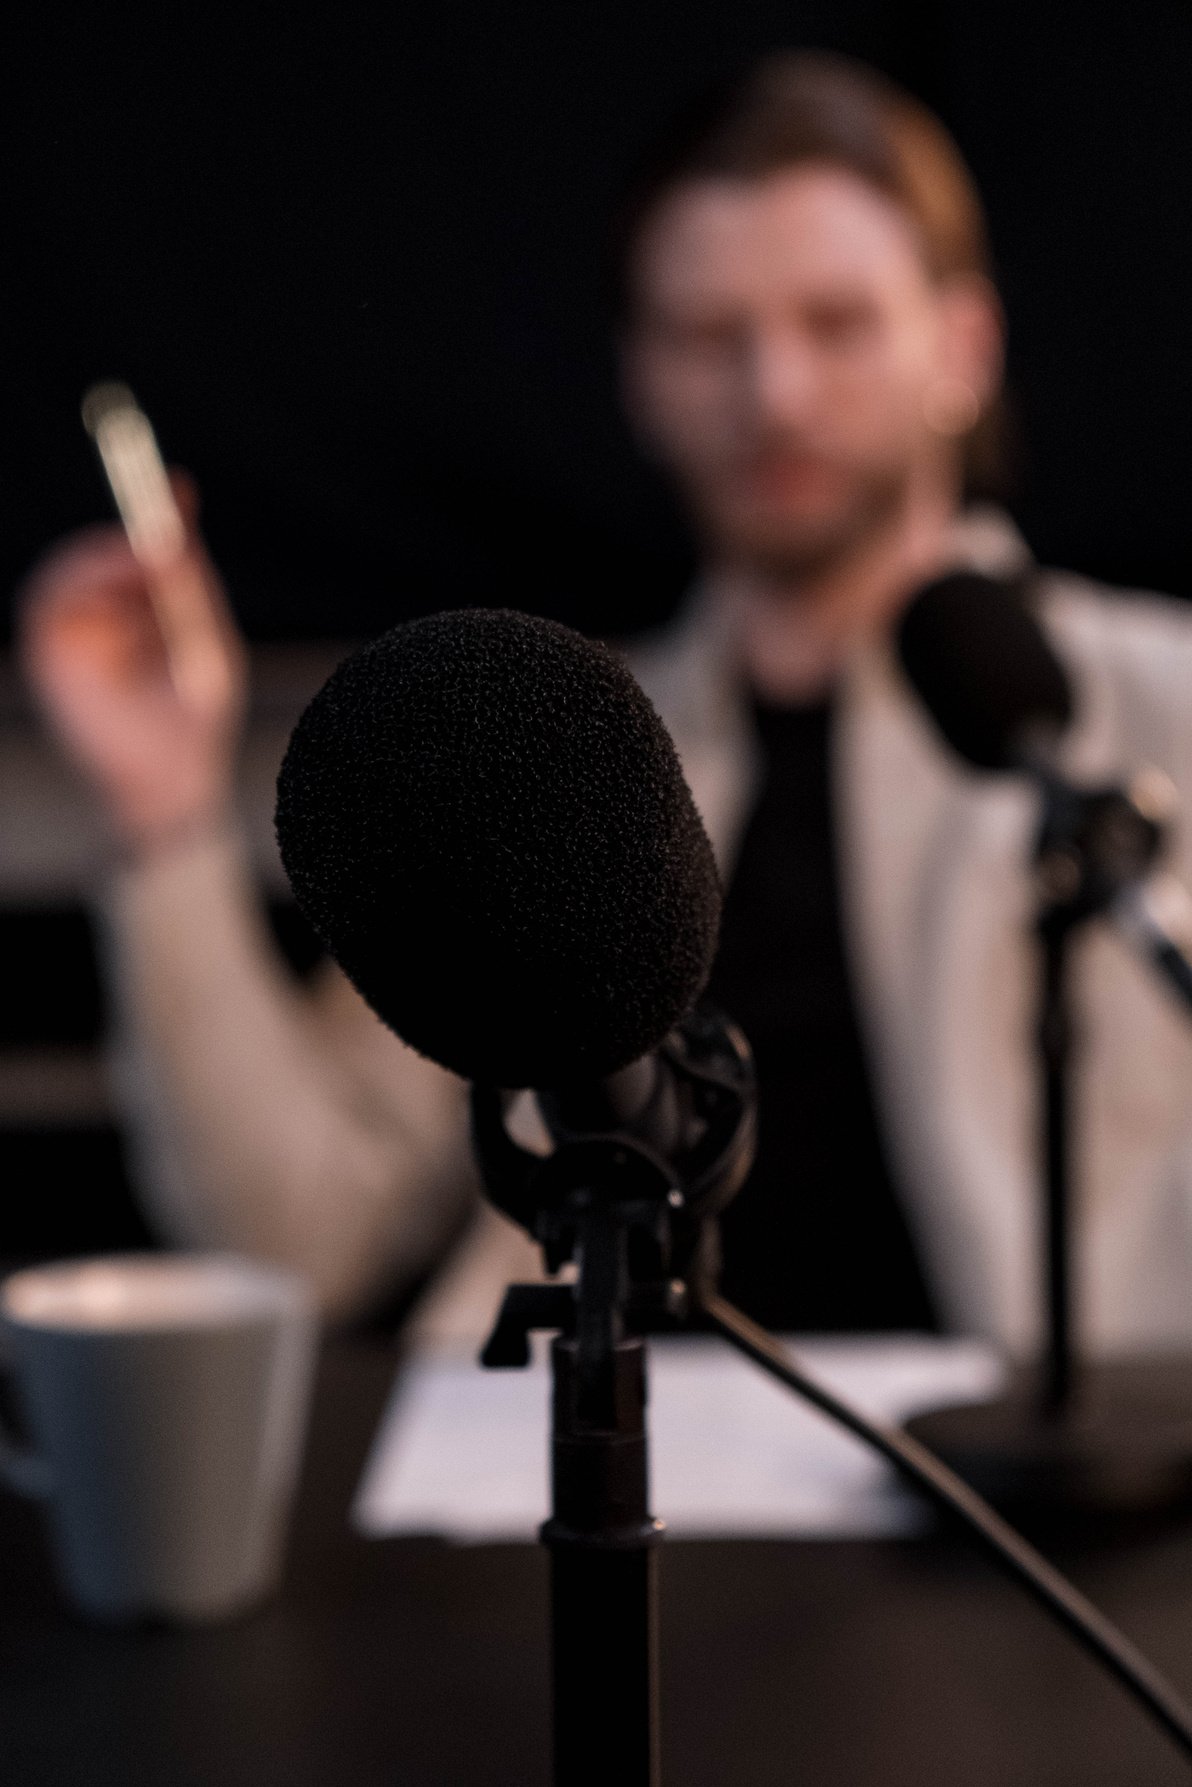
[908, 768, 1192, 1511]
[1038, 892, 1076, 1416]
[470, 1006, 1192, 1778]
[483, 1223, 663, 1787]
[472, 1008, 756, 1787]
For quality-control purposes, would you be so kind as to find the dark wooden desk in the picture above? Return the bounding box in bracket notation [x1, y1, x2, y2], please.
[4, 1341, 1192, 1786]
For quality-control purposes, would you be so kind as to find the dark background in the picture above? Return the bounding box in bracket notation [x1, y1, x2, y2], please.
[4, 0, 1192, 1268]
[4, 0, 1192, 645]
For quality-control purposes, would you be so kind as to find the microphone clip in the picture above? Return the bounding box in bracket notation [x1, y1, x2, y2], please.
[471, 1003, 756, 1371]
[1031, 764, 1172, 929]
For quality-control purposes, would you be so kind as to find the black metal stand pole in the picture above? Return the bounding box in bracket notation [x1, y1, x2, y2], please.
[471, 1014, 757, 1784]
[542, 1335, 663, 1787]
[908, 822, 1192, 1512]
[1038, 913, 1076, 1416]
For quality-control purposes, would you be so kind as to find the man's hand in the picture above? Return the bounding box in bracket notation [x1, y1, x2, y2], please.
[18, 484, 248, 854]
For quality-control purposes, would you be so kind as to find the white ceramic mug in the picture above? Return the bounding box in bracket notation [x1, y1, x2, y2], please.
[0, 1252, 316, 1624]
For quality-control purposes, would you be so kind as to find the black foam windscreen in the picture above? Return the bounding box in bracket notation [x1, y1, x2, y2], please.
[895, 571, 1075, 771]
[275, 608, 721, 1087]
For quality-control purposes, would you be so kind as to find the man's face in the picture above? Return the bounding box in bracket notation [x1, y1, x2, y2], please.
[621, 163, 999, 579]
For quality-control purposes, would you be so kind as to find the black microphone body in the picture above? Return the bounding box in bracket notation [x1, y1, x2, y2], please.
[276, 607, 722, 1093]
[897, 571, 1190, 994]
[895, 570, 1073, 772]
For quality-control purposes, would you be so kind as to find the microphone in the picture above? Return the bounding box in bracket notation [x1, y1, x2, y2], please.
[896, 570, 1192, 999]
[896, 570, 1192, 1521]
[895, 570, 1073, 773]
[274, 607, 722, 1091]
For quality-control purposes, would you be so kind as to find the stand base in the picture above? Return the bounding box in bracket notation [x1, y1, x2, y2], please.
[905, 1357, 1192, 1517]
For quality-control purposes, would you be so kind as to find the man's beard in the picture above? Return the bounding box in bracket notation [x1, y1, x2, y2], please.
[700, 459, 911, 590]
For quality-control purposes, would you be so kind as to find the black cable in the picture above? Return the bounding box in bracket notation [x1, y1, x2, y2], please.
[700, 1293, 1192, 1768]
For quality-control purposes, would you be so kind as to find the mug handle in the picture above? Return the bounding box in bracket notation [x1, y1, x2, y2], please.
[0, 1330, 51, 1498]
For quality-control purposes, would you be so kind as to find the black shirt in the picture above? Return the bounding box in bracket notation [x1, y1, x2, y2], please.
[706, 692, 940, 1334]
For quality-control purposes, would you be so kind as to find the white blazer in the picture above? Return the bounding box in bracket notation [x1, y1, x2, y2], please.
[107, 512, 1192, 1353]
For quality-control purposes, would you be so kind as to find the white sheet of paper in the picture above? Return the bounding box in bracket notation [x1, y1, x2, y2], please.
[353, 1334, 1004, 1543]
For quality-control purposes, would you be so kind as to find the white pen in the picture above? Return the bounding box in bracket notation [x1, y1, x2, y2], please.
[81, 381, 232, 712]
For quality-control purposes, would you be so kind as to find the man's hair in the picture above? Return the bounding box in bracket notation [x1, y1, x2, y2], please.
[614, 51, 993, 305]
[612, 51, 1006, 489]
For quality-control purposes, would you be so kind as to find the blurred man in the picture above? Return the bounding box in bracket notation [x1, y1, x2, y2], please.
[20, 54, 1192, 1350]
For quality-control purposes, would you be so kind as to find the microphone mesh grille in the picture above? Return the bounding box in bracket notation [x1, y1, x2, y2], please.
[276, 608, 722, 1086]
